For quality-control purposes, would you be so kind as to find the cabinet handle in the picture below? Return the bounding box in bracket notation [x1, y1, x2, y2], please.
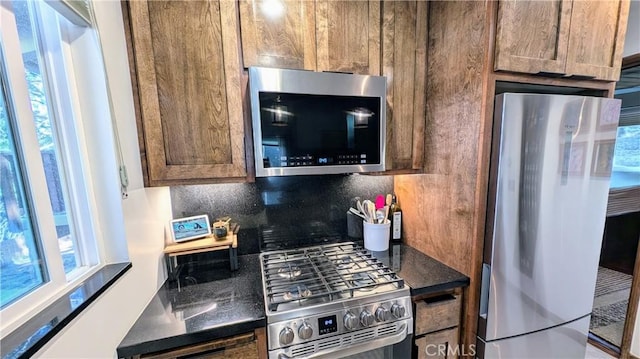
[422, 294, 456, 306]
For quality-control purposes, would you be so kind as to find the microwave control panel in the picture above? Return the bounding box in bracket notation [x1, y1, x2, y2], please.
[279, 154, 368, 167]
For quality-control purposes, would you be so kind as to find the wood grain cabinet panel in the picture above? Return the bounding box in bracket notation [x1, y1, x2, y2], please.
[239, 0, 316, 70]
[239, 0, 381, 75]
[494, 0, 572, 75]
[494, 0, 630, 81]
[415, 327, 460, 359]
[316, 0, 380, 75]
[565, 0, 630, 81]
[134, 330, 265, 359]
[412, 292, 462, 359]
[415, 294, 461, 336]
[382, 0, 426, 171]
[127, 0, 247, 186]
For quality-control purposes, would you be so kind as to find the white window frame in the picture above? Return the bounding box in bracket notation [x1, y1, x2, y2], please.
[0, 0, 105, 334]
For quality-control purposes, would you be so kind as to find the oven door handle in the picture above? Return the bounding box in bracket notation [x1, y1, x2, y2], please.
[277, 322, 408, 359]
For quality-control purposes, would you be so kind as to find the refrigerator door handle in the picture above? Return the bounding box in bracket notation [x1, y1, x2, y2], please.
[480, 263, 491, 319]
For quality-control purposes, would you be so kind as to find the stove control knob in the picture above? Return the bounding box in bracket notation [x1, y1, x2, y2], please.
[344, 311, 358, 330]
[279, 327, 294, 345]
[391, 303, 406, 319]
[375, 306, 390, 322]
[360, 309, 375, 327]
[298, 321, 313, 340]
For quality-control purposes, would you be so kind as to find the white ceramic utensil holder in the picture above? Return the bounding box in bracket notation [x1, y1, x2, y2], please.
[363, 220, 390, 251]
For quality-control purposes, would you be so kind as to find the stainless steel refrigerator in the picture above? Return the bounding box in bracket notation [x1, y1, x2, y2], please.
[477, 93, 621, 358]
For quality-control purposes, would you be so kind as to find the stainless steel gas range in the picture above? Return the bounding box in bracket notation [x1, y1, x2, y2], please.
[259, 242, 413, 359]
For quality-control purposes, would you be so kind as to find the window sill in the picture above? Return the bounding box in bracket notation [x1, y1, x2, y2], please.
[0, 262, 132, 358]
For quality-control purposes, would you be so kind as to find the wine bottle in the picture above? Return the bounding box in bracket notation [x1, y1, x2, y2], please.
[390, 195, 402, 242]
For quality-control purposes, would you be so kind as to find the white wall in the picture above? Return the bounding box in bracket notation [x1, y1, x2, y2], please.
[34, 1, 171, 357]
[623, 0, 640, 58]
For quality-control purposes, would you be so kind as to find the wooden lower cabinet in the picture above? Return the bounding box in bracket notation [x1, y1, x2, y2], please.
[133, 328, 266, 359]
[413, 291, 462, 359]
[415, 293, 461, 335]
[415, 327, 459, 359]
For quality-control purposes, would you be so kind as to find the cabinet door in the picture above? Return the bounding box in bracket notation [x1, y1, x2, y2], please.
[128, 0, 246, 186]
[316, 0, 381, 75]
[414, 294, 461, 336]
[494, 0, 572, 75]
[139, 332, 259, 359]
[239, 0, 317, 70]
[415, 327, 460, 359]
[565, 0, 630, 81]
[382, 0, 426, 171]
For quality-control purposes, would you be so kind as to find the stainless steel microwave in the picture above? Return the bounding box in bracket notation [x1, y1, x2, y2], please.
[249, 67, 386, 177]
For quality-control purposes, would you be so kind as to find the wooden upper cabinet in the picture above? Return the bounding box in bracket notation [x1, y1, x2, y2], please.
[239, 0, 317, 70]
[382, 0, 426, 171]
[565, 0, 630, 81]
[316, 0, 381, 75]
[494, 0, 572, 75]
[127, 0, 247, 186]
[240, 0, 381, 75]
[494, 0, 630, 81]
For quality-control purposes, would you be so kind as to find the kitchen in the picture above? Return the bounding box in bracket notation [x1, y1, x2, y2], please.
[0, 0, 638, 358]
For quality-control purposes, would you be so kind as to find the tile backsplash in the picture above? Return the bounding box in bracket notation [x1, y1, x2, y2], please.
[170, 174, 393, 254]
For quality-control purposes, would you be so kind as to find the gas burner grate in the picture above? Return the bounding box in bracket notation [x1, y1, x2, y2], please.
[349, 272, 378, 291]
[283, 284, 312, 301]
[260, 242, 404, 312]
[277, 264, 302, 279]
[335, 256, 354, 269]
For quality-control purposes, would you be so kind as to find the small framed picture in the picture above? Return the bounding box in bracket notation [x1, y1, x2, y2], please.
[591, 140, 617, 177]
[170, 214, 211, 243]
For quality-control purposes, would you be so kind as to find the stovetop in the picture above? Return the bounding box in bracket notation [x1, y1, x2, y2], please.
[260, 242, 406, 315]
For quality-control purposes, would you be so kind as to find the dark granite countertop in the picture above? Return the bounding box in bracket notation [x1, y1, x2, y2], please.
[393, 244, 470, 297]
[364, 242, 469, 297]
[116, 243, 468, 358]
[116, 254, 265, 358]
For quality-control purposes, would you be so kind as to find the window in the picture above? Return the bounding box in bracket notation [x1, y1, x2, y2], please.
[611, 88, 640, 189]
[611, 124, 640, 188]
[0, 0, 100, 319]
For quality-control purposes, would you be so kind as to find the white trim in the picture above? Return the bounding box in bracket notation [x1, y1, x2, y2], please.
[0, 0, 106, 334]
[44, 0, 91, 27]
[0, 0, 64, 330]
[35, 1, 100, 267]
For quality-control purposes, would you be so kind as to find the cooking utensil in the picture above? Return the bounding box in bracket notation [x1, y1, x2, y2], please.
[357, 200, 366, 219]
[366, 201, 376, 223]
[375, 195, 385, 209]
[349, 207, 366, 220]
[361, 200, 372, 223]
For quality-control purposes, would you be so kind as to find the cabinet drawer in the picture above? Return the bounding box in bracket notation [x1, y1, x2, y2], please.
[139, 332, 258, 359]
[415, 327, 459, 359]
[415, 294, 461, 335]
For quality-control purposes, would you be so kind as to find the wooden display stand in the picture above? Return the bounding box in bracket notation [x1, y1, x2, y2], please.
[164, 224, 239, 281]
